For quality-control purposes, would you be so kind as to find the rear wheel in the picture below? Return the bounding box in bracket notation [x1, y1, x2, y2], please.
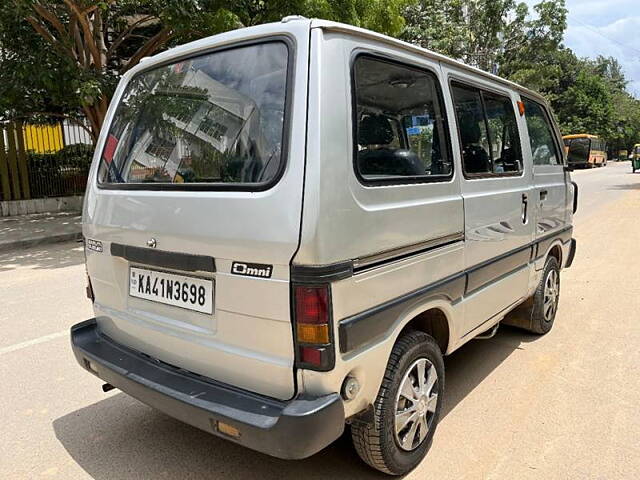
[351, 331, 444, 475]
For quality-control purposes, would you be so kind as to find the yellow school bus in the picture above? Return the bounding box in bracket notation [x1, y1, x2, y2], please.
[562, 134, 607, 168]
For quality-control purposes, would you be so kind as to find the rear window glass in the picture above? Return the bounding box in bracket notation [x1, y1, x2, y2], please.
[567, 138, 590, 163]
[98, 41, 289, 187]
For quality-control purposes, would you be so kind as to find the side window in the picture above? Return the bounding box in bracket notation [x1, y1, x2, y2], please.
[353, 56, 452, 183]
[523, 98, 561, 166]
[483, 92, 523, 173]
[451, 82, 523, 176]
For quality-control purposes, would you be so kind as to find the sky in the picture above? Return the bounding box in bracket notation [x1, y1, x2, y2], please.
[523, 0, 640, 96]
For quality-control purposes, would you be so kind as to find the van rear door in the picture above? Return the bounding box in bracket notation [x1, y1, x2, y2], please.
[83, 23, 310, 401]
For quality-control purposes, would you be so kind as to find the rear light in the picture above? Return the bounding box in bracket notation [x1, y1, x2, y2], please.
[215, 420, 241, 438]
[297, 323, 329, 344]
[293, 285, 334, 371]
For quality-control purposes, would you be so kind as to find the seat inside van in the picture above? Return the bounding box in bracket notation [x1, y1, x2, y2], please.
[459, 118, 491, 173]
[357, 114, 424, 176]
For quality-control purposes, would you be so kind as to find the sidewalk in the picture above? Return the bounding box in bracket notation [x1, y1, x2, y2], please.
[0, 212, 82, 252]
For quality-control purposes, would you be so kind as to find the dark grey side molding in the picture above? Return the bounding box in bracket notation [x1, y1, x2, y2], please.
[111, 243, 215, 272]
[338, 226, 574, 354]
[467, 246, 532, 294]
[535, 227, 573, 261]
[290, 261, 354, 284]
[339, 274, 466, 353]
[291, 233, 463, 284]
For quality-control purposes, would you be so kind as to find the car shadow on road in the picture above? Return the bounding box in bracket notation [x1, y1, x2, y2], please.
[0, 240, 84, 272]
[609, 182, 640, 190]
[53, 326, 532, 479]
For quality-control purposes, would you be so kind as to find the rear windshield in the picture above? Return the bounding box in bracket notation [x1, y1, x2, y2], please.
[567, 138, 590, 163]
[98, 41, 290, 188]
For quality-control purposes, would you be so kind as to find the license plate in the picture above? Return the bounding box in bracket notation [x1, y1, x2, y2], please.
[129, 267, 213, 314]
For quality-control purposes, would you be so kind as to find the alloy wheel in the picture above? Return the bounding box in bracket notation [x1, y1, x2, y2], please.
[394, 358, 439, 451]
[543, 269, 559, 321]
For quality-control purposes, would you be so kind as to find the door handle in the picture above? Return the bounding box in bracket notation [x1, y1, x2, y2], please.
[540, 189, 548, 201]
[521, 193, 528, 224]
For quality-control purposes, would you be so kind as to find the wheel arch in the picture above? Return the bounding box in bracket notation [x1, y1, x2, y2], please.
[397, 307, 451, 354]
[548, 243, 563, 266]
[536, 239, 565, 271]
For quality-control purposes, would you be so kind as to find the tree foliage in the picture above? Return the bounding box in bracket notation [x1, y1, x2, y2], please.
[2, 0, 640, 150]
[1, 0, 408, 139]
[402, 0, 640, 151]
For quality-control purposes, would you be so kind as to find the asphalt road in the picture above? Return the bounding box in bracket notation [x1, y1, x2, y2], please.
[2, 161, 639, 479]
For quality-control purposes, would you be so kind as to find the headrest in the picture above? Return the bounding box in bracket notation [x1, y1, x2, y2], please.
[459, 118, 482, 145]
[359, 115, 394, 146]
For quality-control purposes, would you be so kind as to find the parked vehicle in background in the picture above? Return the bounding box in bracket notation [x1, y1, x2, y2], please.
[617, 149, 629, 162]
[71, 18, 577, 476]
[631, 144, 640, 172]
[563, 134, 607, 168]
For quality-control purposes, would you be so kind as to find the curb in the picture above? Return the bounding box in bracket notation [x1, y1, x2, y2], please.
[0, 231, 83, 253]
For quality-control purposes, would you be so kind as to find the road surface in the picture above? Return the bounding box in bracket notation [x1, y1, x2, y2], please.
[1, 161, 639, 479]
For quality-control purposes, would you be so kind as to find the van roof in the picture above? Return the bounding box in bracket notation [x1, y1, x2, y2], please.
[125, 17, 550, 109]
[310, 19, 549, 106]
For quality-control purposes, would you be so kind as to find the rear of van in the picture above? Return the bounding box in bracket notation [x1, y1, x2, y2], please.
[71, 19, 344, 459]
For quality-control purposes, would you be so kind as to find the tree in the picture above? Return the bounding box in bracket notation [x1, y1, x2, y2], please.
[3, 0, 408, 141]
[401, 0, 535, 73]
[6, 0, 243, 140]
[400, 0, 640, 148]
[0, 5, 80, 123]
[556, 69, 614, 136]
[499, 0, 567, 91]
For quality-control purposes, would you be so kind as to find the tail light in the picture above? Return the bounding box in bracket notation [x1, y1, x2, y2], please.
[293, 285, 334, 371]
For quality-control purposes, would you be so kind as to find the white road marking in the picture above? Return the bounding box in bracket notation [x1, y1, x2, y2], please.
[0, 330, 68, 355]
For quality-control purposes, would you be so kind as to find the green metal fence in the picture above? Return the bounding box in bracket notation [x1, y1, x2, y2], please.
[0, 120, 94, 201]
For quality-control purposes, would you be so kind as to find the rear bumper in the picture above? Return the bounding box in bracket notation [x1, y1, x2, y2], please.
[71, 319, 344, 460]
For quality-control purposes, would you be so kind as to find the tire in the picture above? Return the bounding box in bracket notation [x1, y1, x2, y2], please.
[529, 256, 561, 335]
[351, 331, 444, 475]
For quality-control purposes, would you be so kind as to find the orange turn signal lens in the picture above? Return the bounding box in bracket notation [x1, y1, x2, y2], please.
[216, 421, 241, 438]
[297, 323, 330, 344]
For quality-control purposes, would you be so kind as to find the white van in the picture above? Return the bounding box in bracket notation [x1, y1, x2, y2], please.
[72, 17, 577, 475]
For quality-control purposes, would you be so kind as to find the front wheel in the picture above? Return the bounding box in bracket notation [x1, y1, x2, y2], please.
[529, 256, 561, 334]
[351, 331, 444, 475]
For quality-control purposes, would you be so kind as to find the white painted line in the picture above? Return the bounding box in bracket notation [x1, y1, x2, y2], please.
[0, 330, 68, 355]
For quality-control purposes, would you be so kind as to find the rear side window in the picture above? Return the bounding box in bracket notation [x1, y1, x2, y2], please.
[451, 82, 523, 176]
[353, 56, 452, 184]
[523, 98, 562, 166]
[98, 41, 290, 189]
